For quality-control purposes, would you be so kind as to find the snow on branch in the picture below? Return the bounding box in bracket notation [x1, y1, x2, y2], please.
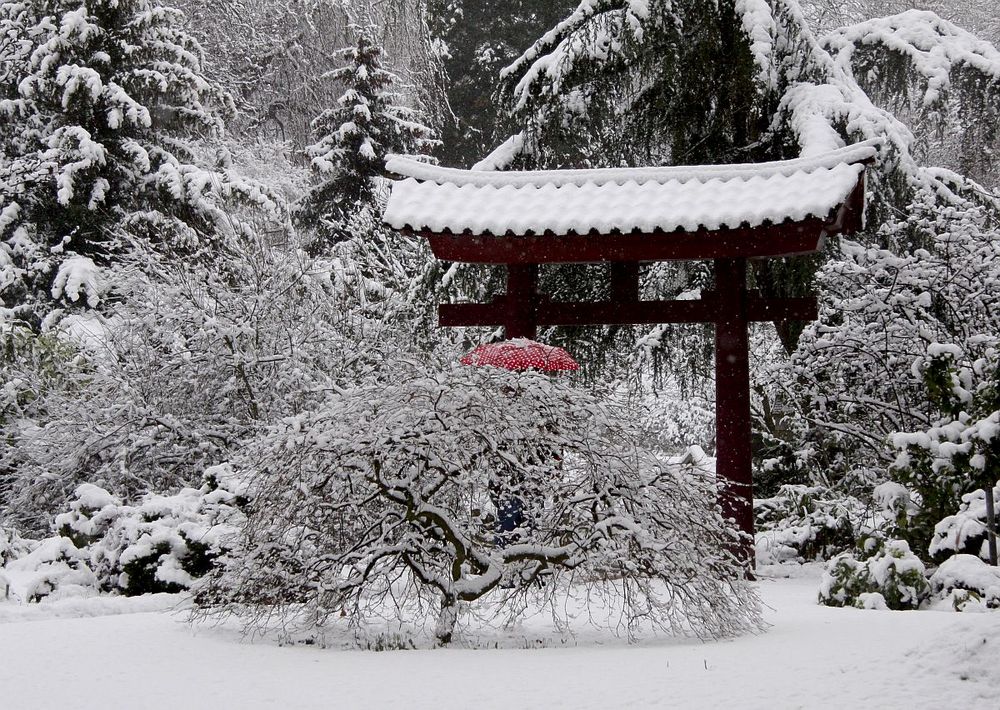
[471, 133, 526, 171]
[823, 10, 1000, 109]
[735, 0, 778, 88]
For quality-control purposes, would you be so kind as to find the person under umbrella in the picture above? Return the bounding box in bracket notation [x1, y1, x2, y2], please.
[459, 339, 579, 551]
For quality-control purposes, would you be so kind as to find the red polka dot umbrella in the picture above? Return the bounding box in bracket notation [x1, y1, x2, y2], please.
[459, 338, 580, 372]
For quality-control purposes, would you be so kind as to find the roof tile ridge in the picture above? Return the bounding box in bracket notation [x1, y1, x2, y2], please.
[385, 139, 880, 189]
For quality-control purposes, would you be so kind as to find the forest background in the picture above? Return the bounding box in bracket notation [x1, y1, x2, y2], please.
[2, 0, 1000, 635]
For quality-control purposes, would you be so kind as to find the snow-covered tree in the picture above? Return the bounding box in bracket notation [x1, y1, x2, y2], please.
[197, 362, 761, 645]
[171, 0, 440, 149]
[0, 0, 280, 324]
[0, 213, 409, 531]
[760, 181, 1000, 510]
[297, 23, 436, 249]
[498, 2, 1000, 196]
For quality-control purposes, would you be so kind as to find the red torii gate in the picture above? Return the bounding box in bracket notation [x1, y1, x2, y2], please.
[383, 141, 875, 566]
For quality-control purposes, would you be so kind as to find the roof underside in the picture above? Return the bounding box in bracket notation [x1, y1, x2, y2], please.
[383, 142, 876, 238]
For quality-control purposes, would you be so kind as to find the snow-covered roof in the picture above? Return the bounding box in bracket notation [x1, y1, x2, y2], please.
[383, 142, 876, 237]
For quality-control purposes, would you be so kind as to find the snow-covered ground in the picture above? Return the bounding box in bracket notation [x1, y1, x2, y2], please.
[2, 565, 998, 710]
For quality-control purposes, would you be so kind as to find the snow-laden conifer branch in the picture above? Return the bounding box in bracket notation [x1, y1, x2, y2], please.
[823, 10, 1000, 109]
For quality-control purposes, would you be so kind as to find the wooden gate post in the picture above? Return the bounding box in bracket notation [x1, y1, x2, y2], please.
[714, 258, 755, 567]
[505, 264, 539, 339]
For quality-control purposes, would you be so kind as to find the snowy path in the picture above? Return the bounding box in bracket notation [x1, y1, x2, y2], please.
[2, 570, 998, 709]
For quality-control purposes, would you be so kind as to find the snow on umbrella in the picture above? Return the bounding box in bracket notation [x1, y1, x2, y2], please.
[459, 338, 579, 372]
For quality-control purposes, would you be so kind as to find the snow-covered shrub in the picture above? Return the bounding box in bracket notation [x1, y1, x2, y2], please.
[930, 483, 1000, 564]
[754, 485, 861, 564]
[53, 468, 245, 596]
[55, 483, 121, 549]
[6, 536, 98, 602]
[817, 552, 871, 607]
[819, 539, 929, 610]
[866, 540, 931, 610]
[7, 468, 245, 601]
[928, 555, 1000, 611]
[198, 361, 761, 645]
[1, 217, 398, 531]
[892, 341, 1000, 558]
[770, 191, 1000, 502]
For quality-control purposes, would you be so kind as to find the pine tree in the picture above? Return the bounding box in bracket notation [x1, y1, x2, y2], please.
[298, 24, 436, 250]
[0, 0, 274, 325]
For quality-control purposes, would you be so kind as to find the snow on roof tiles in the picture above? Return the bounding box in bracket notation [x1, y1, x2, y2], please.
[383, 142, 876, 237]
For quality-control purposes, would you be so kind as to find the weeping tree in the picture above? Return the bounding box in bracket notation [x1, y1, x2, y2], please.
[196, 362, 761, 646]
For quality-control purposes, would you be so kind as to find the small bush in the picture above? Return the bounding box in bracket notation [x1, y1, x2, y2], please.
[928, 554, 1000, 610]
[11, 466, 246, 600]
[0, 526, 35, 566]
[819, 539, 929, 610]
[55, 484, 121, 548]
[930, 483, 1000, 564]
[755, 485, 861, 564]
[6, 536, 98, 602]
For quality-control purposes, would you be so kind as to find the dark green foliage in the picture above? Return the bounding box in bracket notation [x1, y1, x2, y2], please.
[500, 0, 778, 170]
[118, 532, 219, 596]
[119, 541, 185, 595]
[427, 0, 576, 166]
[891, 346, 1000, 559]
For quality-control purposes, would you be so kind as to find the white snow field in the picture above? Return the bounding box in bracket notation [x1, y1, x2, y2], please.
[2, 566, 998, 710]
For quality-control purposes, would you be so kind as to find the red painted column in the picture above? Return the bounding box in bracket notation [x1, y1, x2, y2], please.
[504, 264, 538, 339]
[609, 262, 640, 302]
[714, 258, 755, 571]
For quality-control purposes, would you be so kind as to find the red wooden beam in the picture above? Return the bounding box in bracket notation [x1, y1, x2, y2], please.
[420, 219, 829, 264]
[505, 264, 538, 339]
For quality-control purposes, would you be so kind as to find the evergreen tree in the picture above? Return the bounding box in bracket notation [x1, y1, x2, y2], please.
[491, 1, 1000, 352]
[499, 2, 1000, 207]
[0, 0, 274, 325]
[489, 1, 1000, 497]
[298, 24, 436, 250]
